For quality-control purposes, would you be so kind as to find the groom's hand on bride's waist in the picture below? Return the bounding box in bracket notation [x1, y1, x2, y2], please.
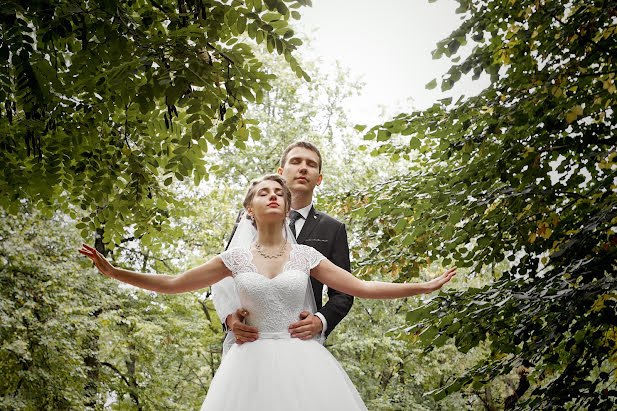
[227, 309, 259, 344]
[289, 311, 323, 340]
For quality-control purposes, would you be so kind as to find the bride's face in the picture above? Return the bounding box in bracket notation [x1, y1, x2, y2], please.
[247, 180, 288, 225]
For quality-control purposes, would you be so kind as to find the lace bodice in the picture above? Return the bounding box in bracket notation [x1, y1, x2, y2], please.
[219, 244, 325, 334]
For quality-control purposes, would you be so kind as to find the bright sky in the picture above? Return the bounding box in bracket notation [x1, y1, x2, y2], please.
[297, 0, 489, 125]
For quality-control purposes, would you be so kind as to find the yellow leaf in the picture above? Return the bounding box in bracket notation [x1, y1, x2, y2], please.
[541, 227, 552, 239]
[529, 233, 536, 243]
[574, 105, 583, 116]
[591, 294, 617, 312]
[596, 112, 606, 123]
[522, 146, 535, 158]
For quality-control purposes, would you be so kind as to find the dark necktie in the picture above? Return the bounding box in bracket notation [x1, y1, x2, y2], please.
[288, 210, 303, 238]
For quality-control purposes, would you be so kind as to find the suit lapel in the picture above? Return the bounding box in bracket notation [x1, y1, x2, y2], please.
[296, 206, 321, 244]
[299, 206, 324, 307]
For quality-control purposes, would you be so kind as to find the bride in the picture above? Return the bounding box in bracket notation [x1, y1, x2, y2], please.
[79, 174, 456, 410]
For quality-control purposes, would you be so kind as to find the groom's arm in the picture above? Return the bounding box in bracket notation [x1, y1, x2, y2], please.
[317, 222, 354, 338]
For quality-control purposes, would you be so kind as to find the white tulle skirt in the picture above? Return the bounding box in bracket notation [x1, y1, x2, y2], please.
[200, 336, 367, 410]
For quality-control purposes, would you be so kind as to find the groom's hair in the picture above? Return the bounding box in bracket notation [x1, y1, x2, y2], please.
[280, 141, 322, 172]
[243, 174, 292, 225]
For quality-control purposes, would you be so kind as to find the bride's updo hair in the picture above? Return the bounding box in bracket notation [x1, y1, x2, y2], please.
[243, 174, 292, 222]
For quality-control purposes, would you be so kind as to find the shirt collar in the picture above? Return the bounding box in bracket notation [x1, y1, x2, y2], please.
[292, 203, 312, 219]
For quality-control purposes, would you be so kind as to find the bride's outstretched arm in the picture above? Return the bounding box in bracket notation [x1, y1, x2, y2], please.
[78, 244, 230, 294]
[310, 259, 456, 299]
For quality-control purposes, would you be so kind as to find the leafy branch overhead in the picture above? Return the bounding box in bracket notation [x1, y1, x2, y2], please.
[0, 0, 311, 249]
[346, 0, 617, 408]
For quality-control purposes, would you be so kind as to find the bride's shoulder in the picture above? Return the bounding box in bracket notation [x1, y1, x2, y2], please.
[290, 244, 326, 271]
[219, 247, 253, 274]
[222, 246, 251, 254]
[291, 243, 312, 252]
[292, 244, 324, 259]
[220, 247, 251, 262]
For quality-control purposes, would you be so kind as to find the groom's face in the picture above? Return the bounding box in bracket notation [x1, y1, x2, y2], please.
[278, 147, 323, 194]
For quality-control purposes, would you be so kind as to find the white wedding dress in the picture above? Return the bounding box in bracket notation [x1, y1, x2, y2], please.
[200, 244, 367, 410]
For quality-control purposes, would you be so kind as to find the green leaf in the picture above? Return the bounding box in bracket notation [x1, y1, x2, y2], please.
[261, 12, 280, 21]
[425, 78, 437, 90]
[276, 1, 289, 15]
[394, 217, 407, 232]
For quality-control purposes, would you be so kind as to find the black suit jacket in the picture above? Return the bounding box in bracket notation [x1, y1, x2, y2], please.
[225, 206, 354, 338]
[296, 206, 354, 337]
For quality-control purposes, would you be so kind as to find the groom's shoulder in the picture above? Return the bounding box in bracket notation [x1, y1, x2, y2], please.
[313, 208, 345, 228]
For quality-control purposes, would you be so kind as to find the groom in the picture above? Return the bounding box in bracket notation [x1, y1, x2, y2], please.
[212, 141, 354, 354]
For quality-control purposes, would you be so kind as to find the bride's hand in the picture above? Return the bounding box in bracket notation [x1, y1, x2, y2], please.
[78, 244, 116, 278]
[425, 267, 457, 292]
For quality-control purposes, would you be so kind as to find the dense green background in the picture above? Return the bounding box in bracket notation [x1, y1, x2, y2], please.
[2, 0, 615, 409]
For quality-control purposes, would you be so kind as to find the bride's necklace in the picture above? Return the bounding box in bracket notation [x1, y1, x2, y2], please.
[254, 240, 287, 259]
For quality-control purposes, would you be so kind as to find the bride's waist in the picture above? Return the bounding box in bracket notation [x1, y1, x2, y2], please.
[257, 331, 294, 340]
[245, 316, 303, 334]
[242, 322, 321, 341]
[252, 331, 321, 344]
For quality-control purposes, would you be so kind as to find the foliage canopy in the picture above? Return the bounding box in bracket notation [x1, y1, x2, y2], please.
[3, 0, 617, 409]
[0, 0, 310, 249]
[349, 0, 617, 408]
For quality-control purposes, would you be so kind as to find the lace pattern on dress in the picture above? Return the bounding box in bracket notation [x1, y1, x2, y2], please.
[219, 244, 325, 278]
[285, 244, 326, 272]
[219, 247, 258, 277]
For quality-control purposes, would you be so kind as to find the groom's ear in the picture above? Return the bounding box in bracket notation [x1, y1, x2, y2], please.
[316, 174, 323, 186]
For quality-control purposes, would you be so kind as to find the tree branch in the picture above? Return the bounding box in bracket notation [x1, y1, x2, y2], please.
[101, 361, 131, 387]
[206, 42, 235, 65]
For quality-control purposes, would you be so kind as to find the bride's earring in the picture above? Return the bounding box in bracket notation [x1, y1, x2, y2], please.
[246, 208, 254, 222]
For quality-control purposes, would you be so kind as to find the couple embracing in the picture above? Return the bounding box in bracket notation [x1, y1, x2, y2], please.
[79, 141, 456, 410]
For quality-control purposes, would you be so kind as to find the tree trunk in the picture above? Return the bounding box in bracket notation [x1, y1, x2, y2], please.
[483, 386, 498, 411]
[504, 368, 530, 410]
[83, 328, 100, 407]
[84, 225, 106, 406]
[125, 344, 142, 411]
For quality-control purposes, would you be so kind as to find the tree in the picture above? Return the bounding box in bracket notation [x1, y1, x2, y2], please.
[0, 206, 226, 409]
[347, 0, 617, 408]
[1, 24, 387, 408]
[328, 293, 495, 410]
[0, 0, 311, 249]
